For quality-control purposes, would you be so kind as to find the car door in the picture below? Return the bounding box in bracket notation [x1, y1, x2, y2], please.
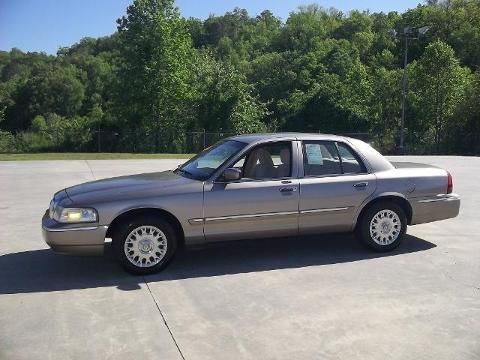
[298, 140, 376, 235]
[203, 141, 300, 242]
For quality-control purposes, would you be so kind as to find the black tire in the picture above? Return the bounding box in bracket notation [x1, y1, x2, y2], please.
[356, 202, 407, 252]
[112, 215, 177, 275]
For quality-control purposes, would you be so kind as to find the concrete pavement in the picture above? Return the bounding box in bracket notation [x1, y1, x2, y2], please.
[0, 157, 478, 359]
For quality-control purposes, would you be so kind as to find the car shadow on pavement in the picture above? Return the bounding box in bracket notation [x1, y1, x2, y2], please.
[0, 234, 435, 294]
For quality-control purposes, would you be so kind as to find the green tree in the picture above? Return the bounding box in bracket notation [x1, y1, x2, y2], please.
[116, 0, 194, 151]
[369, 66, 402, 151]
[190, 50, 268, 133]
[410, 40, 470, 152]
[31, 115, 47, 132]
[29, 63, 85, 118]
[453, 69, 480, 153]
[1, 1, 480, 154]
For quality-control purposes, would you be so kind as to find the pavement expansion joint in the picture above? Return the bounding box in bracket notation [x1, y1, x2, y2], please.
[84, 159, 97, 180]
[143, 276, 186, 360]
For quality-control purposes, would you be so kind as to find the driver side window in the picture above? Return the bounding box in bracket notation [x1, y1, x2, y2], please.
[233, 142, 292, 180]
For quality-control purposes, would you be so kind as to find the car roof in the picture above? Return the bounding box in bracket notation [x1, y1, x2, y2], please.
[228, 132, 349, 144]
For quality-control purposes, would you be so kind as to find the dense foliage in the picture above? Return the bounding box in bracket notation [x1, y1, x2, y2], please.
[1, 0, 479, 154]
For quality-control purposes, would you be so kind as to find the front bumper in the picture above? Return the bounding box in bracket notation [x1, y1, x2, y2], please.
[410, 193, 461, 225]
[42, 210, 107, 255]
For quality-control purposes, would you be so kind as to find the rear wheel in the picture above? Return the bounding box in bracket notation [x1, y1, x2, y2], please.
[112, 215, 177, 275]
[357, 202, 407, 252]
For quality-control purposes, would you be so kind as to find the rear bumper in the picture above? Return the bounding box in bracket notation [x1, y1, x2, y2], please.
[42, 211, 107, 255]
[410, 193, 460, 225]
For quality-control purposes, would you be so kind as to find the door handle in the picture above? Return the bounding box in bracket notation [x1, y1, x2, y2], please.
[353, 182, 368, 189]
[279, 187, 297, 193]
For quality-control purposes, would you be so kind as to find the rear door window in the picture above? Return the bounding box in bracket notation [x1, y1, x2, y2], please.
[336, 142, 366, 174]
[302, 141, 366, 176]
[303, 141, 342, 176]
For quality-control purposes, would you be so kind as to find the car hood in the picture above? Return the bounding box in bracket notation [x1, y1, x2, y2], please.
[65, 170, 196, 204]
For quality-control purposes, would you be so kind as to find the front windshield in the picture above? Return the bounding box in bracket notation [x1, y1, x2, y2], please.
[176, 140, 247, 180]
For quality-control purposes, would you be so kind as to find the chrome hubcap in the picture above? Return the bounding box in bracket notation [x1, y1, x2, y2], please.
[124, 225, 167, 268]
[369, 209, 401, 245]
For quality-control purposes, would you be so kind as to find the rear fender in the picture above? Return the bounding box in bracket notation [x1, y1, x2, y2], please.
[352, 192, 412, 230]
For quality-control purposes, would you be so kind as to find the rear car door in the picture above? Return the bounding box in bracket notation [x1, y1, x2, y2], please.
[203, 141, 300, 242]
[298, 140, 376, 234]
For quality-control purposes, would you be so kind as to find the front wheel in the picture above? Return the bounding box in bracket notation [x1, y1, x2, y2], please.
[357, 202, 407, 252]
[112, 215, 177, 275]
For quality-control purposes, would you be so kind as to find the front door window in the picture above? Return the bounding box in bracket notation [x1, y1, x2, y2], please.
[233, 142, 292, 180]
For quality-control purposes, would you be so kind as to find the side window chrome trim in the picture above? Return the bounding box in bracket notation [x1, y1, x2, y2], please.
[302, 172, 369, 179]
[213, 177, 294, 184]
[214, 140, 294, 183]
[300, 140, 368, 178]
[335, 141, 368, 174]
[301, 140, 342, 177]
[340, 139, 373, 174]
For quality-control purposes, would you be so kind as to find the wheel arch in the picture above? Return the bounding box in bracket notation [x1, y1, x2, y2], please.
[354, 193, 413, 230]
[106, 207, 185, 247]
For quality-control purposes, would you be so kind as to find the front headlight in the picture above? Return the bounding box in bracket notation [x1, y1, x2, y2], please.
[53, 207, 98, 223]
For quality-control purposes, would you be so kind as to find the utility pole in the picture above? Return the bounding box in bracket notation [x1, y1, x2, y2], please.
[399, 35, 409, 154]
[392, 26, 429, 154]
[97, 125, 101, 153]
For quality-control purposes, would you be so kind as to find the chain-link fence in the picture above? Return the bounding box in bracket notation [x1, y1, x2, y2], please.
[1, 127, 479, 155]
[90, 129, 236, 154]
[341, 131, 480, 156]
[0, 128, 236, 154]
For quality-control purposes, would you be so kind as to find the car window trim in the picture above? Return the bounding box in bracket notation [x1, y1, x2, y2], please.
[214, 177, 294, 184]
[335, 141, 368, 174]
[302, 172, 369, 179]
[301, 140, 342, 177]
[300, 140, 369, 178]
[334, 141, 344, 174]
[179, 139, 248, 181]
[213, 140, 295, 183]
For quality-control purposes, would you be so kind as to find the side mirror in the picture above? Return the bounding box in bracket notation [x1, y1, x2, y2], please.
[222, 168, 242, 182]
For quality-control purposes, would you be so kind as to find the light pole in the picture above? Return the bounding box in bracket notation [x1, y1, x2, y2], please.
[392, 26, 429, 154]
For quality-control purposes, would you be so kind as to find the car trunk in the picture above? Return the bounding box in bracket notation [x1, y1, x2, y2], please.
[390, 162, 440, 169]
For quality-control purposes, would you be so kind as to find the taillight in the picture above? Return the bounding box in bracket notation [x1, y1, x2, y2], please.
[447, 171, 453, 194]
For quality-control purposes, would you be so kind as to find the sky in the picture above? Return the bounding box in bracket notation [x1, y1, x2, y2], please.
[1, 0, 422, 55]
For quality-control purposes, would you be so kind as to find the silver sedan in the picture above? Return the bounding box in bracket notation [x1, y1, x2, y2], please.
[42, 133, 460, 274]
